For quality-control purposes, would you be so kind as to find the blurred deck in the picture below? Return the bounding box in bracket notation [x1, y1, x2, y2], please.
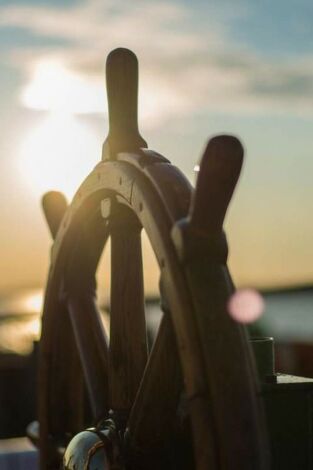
[0, 437, 38, 469]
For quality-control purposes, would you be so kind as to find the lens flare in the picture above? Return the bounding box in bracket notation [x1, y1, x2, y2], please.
[228, 288, 264, 324]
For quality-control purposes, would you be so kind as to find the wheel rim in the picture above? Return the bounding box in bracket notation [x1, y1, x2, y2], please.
[39, 149, 269, 469]
[38, 47, 269, 470]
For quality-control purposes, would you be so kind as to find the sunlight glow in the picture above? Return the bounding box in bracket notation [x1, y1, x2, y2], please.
[0, 316, 40, 355]
[20, 59, 181, 127]
[138, 80, 184, 126]
[17, 60, 179, 198]
[17, 58, 185, 199]
[24, 291, 43, 313]
[228, 288, 264, 324]
[21, 59, 105, 114]
[18, 113, 101, 199]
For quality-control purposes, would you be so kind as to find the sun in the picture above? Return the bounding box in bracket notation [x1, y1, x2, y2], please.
[17, 57, 172, 200]
[18, 59, 106, 199]
[21, 59, 105, 114]
[18, 112, 101, 200]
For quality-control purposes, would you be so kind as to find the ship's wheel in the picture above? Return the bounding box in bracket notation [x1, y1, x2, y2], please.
[35, 48, 269, 469]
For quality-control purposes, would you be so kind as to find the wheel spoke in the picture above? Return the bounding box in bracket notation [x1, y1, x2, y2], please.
[67, 296, 109, 421]
[109, 208, 148, 412]
[42, 191, 68, 238]
[63, 212, 110, 421]
[39, 300, 84, 469]
[127, 312, 183, 455]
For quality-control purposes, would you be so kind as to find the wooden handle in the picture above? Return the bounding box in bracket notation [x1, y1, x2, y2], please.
[102, 48, 147, 159]
[42, 191, 68, 239]
[190, 135, 243, 234]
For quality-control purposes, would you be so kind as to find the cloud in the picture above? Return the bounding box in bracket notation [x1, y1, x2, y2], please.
[1, 0, 313, 124]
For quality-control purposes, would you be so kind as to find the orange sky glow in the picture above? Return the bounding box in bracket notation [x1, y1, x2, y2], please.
[1, 0, 313, 294]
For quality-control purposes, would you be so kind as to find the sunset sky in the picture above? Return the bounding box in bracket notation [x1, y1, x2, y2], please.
[0, 0, 313, 292]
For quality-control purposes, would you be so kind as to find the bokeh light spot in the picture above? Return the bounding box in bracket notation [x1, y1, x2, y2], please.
[228, 288, 264, 324]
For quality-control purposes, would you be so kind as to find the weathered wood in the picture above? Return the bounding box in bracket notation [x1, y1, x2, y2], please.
[102, 48, 147, 160]
[39, 273, 84, 470]
[123, 163, 219, 469]
[38, 48, 270, 470]
[39, 193, 84, 469]
[67, 296, 109, 421]
[42, 191, 68, 238]
[127, 311, 183, 454]
[65, 207, 110, 420]
[171, 136, 270, 469]
[39, 149, 269, 470]
[109, 206, 148, 412]
[190, 135, 243, 234]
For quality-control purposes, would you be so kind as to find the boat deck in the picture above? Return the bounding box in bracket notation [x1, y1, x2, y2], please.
[0, 437, 38, 469]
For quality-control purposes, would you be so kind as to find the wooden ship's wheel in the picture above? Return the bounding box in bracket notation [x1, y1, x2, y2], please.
[35, 48, 270, 469]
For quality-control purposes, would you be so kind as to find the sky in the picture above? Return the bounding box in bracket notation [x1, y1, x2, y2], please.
[0, 0, 313, 293]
